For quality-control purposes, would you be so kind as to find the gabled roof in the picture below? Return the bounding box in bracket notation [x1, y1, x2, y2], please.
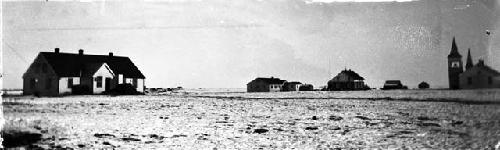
[249, 77, 286, 84]
[478, 66, 500, 75]
[40, 52, 145, 78]
[80, 63, 106, 77]
[80, 63, 115, 77]
[470, 60, 500, 75]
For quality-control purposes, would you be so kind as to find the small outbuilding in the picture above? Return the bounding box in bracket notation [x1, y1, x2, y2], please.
[299, 84, 314, 91]
[247, 77, 286, 92]
[282, 81, 302, 91]
[382, 80, 407, 90]
[418, 82, 430, 89]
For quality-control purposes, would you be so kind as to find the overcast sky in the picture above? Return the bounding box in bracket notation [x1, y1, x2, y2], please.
[2, 0, 499, 89]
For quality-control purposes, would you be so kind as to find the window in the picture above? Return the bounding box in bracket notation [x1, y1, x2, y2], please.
[96, 76, 103, 88]
[46, 78, 52, 89]
[488, 77, 493, 85]
[133, 78, 138, 88]
[68, 78, 73, 88]
[42, 64, 48, 73]
[30, 78, 36, 89]
[467, 77, 472, 85]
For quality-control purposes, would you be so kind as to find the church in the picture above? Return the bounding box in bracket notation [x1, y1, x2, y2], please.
[447, 37, 500, 89]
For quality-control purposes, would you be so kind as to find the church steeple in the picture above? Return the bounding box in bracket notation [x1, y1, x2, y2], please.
[448, 37, 462, 58]
[465, 48, 473, 70]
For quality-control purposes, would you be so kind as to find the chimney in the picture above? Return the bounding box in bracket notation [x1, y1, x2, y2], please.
[478, 59, 485, 66]
[109, 52, 113, 57]
[54, 48, 60, 53]
[78, 49, 84, 55]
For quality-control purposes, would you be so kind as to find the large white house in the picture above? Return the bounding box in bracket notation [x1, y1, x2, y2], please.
[23, 48, 146, 96]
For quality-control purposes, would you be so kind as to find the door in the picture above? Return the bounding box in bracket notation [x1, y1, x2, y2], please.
[105, 77, 112, 91]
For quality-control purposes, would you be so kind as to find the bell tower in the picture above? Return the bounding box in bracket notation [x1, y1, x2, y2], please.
[447, 37, 463, 89]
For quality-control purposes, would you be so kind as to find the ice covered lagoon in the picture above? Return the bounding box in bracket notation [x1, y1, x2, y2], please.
[3, 89, 500, 149]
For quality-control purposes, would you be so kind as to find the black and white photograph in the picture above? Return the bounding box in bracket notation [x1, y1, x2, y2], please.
[1, 0, 500, 149]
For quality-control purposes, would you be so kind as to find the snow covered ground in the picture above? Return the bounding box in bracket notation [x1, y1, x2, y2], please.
[2, 89, 500, 149]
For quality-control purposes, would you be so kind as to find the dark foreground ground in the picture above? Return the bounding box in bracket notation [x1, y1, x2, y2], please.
[2, 90, 500, 149]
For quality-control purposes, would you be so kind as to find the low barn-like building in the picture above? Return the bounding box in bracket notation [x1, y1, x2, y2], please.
[327, 69, 367, 91]
[382, 80, 407, 90]
[299, 84, 314, 91]
[22, 48, 146, 96]
[247, 77, 286, 92]
[282, 81, 302, 91]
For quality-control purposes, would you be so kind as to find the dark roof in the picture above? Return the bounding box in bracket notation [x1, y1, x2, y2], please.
[285, 81, 302, 84]
[250, 77, 286, 84]
[385, 80, 402, 84]
[41, 52, 145, 78]
[418, 81, 429, 86]
[81, 63, 107, 77]
[339, 69, 364, 80]
[448, 37, 462, 58]
[474, 60, 500, 75]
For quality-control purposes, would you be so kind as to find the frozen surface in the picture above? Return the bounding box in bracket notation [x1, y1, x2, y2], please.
[190, 89, 500, 102]
[2, 90, 500, 149]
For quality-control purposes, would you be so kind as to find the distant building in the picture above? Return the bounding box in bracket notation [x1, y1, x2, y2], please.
[447, 37, 464, 89]
[418, 81, 430, 89]
[459, 60, 500, 89]
[327, 69, 368, 91]
[22, 48, 146, 96]
[382, 80, 407, 90]
[299, 84, 314, 91]
[282, 81, 302, 91]
[447, 37, 500, 89]
[247, 77, 286, 92]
